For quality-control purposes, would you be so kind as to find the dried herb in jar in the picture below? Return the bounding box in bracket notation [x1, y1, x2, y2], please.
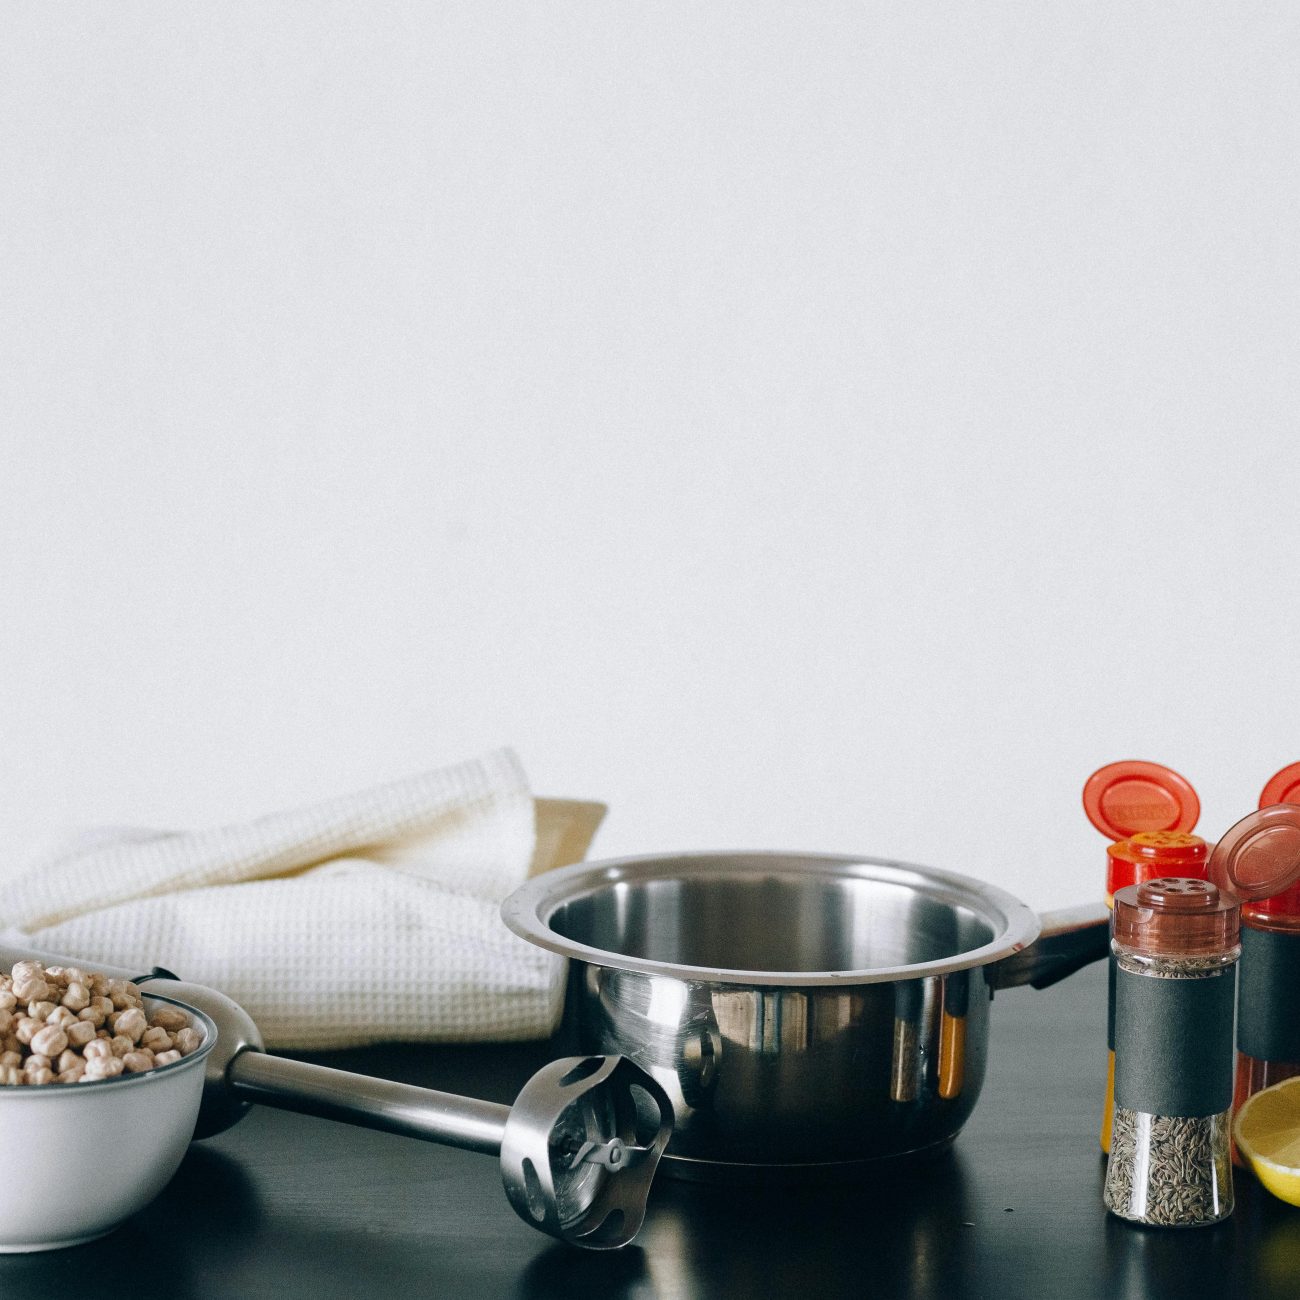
[1102, 878, 1238, 1228]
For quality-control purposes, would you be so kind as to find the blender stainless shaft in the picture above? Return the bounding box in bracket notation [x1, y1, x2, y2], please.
[229, 1050, 509, 1155]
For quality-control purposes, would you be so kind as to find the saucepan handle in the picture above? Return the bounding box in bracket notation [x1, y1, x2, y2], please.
[988, 902, 1110, 991]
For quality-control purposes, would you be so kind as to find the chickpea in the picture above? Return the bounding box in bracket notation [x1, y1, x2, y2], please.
[30, 1025, 69, 1058]
[78, 1001, 109, 1029]
[61, 982, 90, 1013]
[174, 1027, 204, 1056]
[12, 976, 49, 1004]
[107, 980, 142, 1011]
[82, 1055, 125, 1081]
[66, 1020, 96, 1048]
[141, 1027, 173, 1053]
[148, 1007, 190, 1033]
[111, 1008, 148, 1044]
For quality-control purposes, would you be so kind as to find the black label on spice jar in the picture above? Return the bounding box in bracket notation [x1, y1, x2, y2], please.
[1113, 965, 1235, 1117]
[1239, 926, 1300, 1063]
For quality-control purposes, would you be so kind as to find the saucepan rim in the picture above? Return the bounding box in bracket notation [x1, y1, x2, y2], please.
[502, 850, 1042, 987]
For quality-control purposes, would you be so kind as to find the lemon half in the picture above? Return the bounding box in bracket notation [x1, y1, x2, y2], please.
[1235, 1077, 1300, 1206]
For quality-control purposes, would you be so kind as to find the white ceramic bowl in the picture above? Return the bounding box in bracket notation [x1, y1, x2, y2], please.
[0, 993, 217, 1252]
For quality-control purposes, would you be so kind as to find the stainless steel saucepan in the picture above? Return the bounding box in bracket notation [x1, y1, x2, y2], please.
[503, 851, 1109, 1180]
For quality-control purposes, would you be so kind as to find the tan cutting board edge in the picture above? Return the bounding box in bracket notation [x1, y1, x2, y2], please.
[531, 799, 608, 876]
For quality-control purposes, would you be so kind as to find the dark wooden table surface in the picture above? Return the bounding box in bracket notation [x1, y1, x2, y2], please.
[3, 961, 1297, 1299]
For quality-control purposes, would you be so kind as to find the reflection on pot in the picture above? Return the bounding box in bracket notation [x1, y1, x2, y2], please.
[939, 969, 970, 1101]
[573, 960, 990, 1172]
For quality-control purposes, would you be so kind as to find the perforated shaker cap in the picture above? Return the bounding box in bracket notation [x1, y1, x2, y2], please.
[1112, 878, 1239, 957]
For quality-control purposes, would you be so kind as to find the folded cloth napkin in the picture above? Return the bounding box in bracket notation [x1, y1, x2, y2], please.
[0, 748, 574, 1049]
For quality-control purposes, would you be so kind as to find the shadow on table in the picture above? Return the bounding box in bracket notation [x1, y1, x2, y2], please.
[1238, 1181, 1300, 1297]
[517, 1148, 976, 1300]
[1100, 1170, 1300, 1300]
[0, 1145, 262, 1300]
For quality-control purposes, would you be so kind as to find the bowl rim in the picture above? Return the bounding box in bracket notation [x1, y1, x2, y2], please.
[0, 992, 218, 1096]
[501, 850, 1042, 987]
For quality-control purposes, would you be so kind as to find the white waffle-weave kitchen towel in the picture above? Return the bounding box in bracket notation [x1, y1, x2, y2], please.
[0, 749, 568, 1049]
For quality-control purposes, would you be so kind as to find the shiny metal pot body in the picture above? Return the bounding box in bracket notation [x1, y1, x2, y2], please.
[503, 852, 1107, 1179]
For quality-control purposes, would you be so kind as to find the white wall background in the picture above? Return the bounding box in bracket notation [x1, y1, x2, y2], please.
[2, 3, 1298, 913]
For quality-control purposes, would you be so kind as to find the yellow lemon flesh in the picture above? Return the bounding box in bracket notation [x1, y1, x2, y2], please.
[1235, 1077, 1300, 1206]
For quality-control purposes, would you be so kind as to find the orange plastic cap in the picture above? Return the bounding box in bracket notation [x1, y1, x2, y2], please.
[1083, 761, 1200, 842]
[1105, 832, 1208, 901]
[1209, 805, 1300, 917]
[1261, 763, 1300, 810]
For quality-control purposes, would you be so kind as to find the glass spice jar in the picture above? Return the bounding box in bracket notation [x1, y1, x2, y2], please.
[1104, 877, 1239, 1227]
[1083, 761, 1203, 1154]
[1206, 794, 1300, 1149]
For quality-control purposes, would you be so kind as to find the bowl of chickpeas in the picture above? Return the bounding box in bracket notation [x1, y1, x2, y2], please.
[0, 960, 216, 1251]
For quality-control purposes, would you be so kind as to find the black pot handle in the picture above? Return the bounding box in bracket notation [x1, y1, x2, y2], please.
[989, 903, 1110, 991]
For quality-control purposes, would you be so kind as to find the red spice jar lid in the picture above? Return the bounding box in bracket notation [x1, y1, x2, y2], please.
[1105, 832, 1208, 901]
[1083, 761, 1200, 842]
[1261, 762, 1300, 809]
[1208, 805, 1300, 906]
[1112, 877, 1239, 957]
